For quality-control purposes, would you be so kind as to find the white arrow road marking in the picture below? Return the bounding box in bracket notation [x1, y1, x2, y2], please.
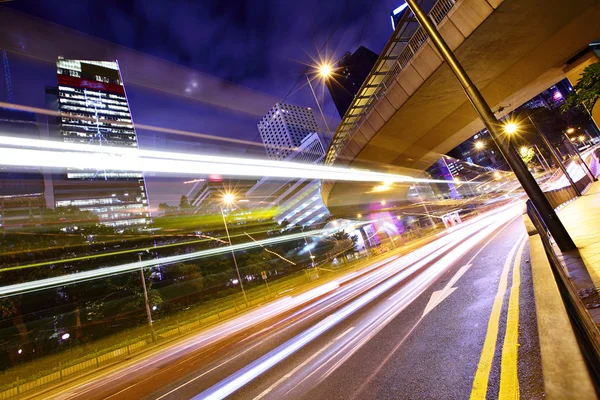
[422, 263, 472, 317]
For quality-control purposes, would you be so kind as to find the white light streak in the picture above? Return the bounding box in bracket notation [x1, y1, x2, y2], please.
[0, 136, 445, 185]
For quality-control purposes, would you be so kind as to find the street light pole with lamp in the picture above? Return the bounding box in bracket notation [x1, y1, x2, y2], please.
[564, 128, 597, 182]
[305, 63, 334, 133]
[220, 193, 249, 307]
[138, 253, 157, 342]
[405, 0, 575, 251]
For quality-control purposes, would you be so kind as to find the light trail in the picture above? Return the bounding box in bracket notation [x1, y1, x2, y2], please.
[193, 206, 520, 399]
[0, 135, 458, 185]
[0, 227, 351, 296]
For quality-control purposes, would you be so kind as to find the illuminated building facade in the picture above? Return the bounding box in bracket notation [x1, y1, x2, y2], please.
[247, 132, 330, 228]
[51, 58, 149, 227]
[257, 103, 319, 161]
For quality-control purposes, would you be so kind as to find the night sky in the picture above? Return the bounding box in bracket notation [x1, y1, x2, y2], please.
[7, 0, 400, 108]
[3, 0, 402, 205]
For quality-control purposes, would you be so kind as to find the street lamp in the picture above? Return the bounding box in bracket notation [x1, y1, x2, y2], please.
[138, 253, 156, 342]
[520, 146, 529, 157]
[403, 0, 575, 250]
[475, 141, 484, 150]
[567, 127, 576, 134]
[220, 193, 248, 307]
[504, 122, 518, 135]
[318, 63, 333, 79]
[305, 62, 335, 133]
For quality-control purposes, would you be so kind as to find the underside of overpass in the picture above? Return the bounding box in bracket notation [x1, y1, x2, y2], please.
[323, 0, 600, 218]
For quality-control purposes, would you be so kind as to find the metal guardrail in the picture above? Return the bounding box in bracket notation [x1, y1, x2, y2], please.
[526, 200, 600, 387]
[324, 0, 458, 166]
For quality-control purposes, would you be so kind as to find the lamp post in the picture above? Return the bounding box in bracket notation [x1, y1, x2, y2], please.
[221, 193, 249, 307]
[518, 113, 582, 195]
[405, 0, 575, 251]
[533, 144, 551, 172]
[564, 129, 597, 182]
[138, 254, 156, 342]
[305, 63, 334, 133]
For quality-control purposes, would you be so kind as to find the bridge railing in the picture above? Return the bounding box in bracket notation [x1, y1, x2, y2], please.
[325, 0, 458, 166]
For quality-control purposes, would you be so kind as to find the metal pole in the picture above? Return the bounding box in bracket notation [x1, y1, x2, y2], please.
[405, 0, 575, 251]
[414, 184, 436, 227]
[138, 254, 156, 342]
[305, 74, 331, 133]
[525, 112, 581, 195]
[303, 229, 318, 273]
[220, 205, 249, 306]
[532, 148, 548, 173]
[564, 132, 597, 182]
[533, 144, 551, 172]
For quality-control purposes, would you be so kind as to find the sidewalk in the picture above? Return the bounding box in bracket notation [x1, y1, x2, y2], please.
[557, 181, 600, 297]
[523, 180, 600, 398]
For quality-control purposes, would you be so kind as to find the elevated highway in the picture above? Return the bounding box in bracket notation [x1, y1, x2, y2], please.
[323, 0, 600, 217]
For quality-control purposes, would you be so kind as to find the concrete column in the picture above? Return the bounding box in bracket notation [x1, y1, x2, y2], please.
[564, 50, 600, 130]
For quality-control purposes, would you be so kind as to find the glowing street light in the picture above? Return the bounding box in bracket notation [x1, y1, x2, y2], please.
[474, 141, 485, 150]
[318, 63, 333, 78]
[567, 127, 575, 134]
[220, 193, 248, 307]
[579, 135, 586, 143]
[223, 193, 235, 204]
[504, 122, 518, 134]
[520, 146, 529, 157]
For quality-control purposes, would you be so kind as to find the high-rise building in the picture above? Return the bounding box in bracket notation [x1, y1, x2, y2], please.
[246, 132, 330, 228]
[257, 103, 319, 161]
[51, 58, 150, 227]
[325, 46, 379, 118]
[186, 107, 331, 229]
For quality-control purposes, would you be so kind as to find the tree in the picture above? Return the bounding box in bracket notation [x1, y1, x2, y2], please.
[562, 62, 600, 113]
[158, 202, 179, 216]
[166, 263, 204, 296]
[329, 231, 358, 261]
[179, 195, 191, 210]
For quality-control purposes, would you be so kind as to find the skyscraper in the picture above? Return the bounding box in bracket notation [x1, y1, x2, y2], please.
[51, 58, 150, 227]
[326, 46, 379, 118]
[257, 103, 319, 161]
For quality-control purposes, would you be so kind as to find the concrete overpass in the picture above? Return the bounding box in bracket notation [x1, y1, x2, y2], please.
[322, 0, 600, 217]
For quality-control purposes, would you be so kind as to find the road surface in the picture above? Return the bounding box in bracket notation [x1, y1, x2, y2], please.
[37, 204, 543, 400]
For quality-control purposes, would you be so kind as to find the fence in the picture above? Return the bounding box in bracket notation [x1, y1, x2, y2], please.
[0, 289, 278, 400]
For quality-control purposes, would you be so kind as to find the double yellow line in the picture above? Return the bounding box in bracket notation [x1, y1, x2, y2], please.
[470, 233, 527, 399]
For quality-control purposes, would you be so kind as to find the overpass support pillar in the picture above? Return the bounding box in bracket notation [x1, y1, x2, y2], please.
[406, 0, 576, 252]
[564, 49, 600, 131]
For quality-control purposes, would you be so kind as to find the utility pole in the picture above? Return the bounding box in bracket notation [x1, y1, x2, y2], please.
[138, 254, 156, 342]
[405, 0, 575, 251]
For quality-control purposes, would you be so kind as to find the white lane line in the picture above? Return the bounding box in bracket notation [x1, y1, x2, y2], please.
[253, 327, 355, 400]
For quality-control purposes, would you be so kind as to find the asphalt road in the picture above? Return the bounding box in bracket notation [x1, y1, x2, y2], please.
[219, 215, 544, 400]
[40, 204, 543, 400]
